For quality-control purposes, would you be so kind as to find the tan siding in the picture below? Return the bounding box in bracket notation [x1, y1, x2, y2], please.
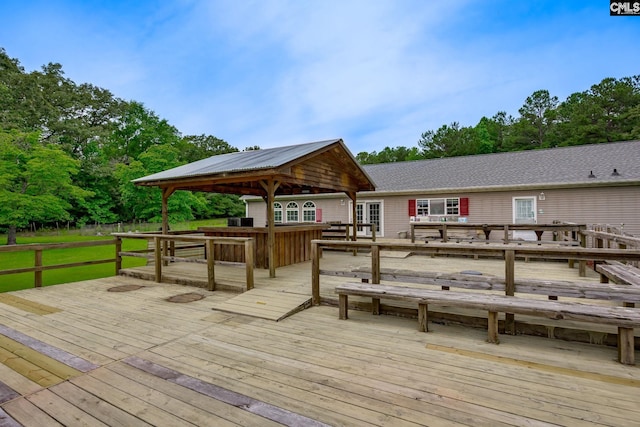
[246, 185, 640, 238]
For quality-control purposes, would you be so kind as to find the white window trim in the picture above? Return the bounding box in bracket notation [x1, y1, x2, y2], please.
[302, 201, 316, 222]
[273, 202, 283, 223]
[416, 197, 460, 218]
[512, 196, 537, 224]
[285, 201, 299, 223]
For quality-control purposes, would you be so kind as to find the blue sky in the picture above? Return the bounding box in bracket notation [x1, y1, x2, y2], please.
[1, 1, 638, 154]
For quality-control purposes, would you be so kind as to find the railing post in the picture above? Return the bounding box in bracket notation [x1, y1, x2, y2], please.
[371, 224, 376, 242]
[410, 223, 415, 243]
[154, 236, 162, 283]
[371, 245, 380, 284]
[163, 237, 169, 267]
[206, 239, 215, 291]
[504, 249, 515, 334]
[34, 249, 43, 288]
[245, 239, 254, 291]
[115, 237, 122, 275]
[311, 241, 320, 305]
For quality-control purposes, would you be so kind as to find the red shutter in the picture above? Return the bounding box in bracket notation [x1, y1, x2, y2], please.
[408, 199, 416, 216]
[460, 197, 469, 216]
[316, 208, 322, 222]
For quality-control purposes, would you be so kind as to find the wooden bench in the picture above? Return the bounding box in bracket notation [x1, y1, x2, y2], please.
[596, 261, 640, 308]
[324, 267, 640, 304]
[335, 283, 640, 365]
[597, 261, 640, 287]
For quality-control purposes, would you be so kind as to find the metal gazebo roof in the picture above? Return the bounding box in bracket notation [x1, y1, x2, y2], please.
[133, 138, 376, 196]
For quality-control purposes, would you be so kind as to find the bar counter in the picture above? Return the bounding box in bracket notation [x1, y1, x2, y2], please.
[198, 224, 328, 269]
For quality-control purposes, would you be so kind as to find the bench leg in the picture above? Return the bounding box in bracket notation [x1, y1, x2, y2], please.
[504, 313, 515, 335]
[339, 294, 348, 320]
[487, 311, 500, 344]
[418, 303, 428, 332]
[618, 327, 635, 365]
[372, 298, 380, 315]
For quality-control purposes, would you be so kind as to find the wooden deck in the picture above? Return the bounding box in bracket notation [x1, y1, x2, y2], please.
[0, 251, 639, 426]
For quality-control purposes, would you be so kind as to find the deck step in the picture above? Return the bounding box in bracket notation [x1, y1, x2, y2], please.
[211, 288, 311, 321]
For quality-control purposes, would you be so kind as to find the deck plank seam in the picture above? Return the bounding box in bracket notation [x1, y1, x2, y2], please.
[0, 325, 98, 373]
[122, 356, 331, 427]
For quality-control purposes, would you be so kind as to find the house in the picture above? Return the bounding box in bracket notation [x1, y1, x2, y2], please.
[244, 140, 640, 238]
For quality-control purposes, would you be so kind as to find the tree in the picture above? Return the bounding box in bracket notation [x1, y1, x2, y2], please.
[105, 101, 180, 163]
[0, 129, 91, 244]
[175, 134, 238, 163]
[515, 89, 558, 148]
[115, 144, 205, 223]
[418, 122, 480, 158]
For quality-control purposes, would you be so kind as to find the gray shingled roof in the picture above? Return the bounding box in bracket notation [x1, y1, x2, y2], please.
[134, 139, 346, 183]
[362, 140, 640, 194]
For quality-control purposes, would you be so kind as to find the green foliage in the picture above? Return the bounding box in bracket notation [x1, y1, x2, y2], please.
[176, 134, 238, 163]
[105, 101, 180, 162]
[0, 129, 92, 243]
[515, 89, 559, 148]
[356, 146, 423, 164]
[409, 76, 639, 163]
[0, 48, 246, 231]
[116, 144, 204, 222]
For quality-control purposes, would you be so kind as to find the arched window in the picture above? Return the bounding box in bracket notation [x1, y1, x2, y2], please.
[286, 202, 299, 223]
[302, 201, 316, 222]
[273, 202, 283, 223]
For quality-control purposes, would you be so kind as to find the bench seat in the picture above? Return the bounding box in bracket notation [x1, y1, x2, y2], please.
[325, 267, 640, 303]
[335, 283, 640, 365]
[597, 262, 640, 287]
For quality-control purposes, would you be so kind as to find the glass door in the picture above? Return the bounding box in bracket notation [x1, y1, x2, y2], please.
[513, 197, 536, 224]
[353, 201, 382, 237]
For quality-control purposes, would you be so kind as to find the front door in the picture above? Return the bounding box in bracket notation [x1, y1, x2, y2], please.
[512, 196, 537, 240]
[353, 201, 382, 237]
[513, 197, 536, 224]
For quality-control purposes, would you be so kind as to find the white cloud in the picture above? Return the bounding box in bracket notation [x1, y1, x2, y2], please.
[3, 0, 639, 154]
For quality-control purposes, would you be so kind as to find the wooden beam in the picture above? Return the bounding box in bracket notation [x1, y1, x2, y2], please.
[161, 187, 175, 235]
[347, 191, 357, 243]
[262, 179, 279, 278]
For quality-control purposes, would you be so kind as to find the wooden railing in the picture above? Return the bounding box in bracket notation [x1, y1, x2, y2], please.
[584, 228, 640, 250]
[583, 226, 640, 267]
[410, 222, 587, 245]
[113, 233, 255, 291]
[310, 240, 640, 306]
[0, 239, 118, 288]
[322, 222, 377, 242]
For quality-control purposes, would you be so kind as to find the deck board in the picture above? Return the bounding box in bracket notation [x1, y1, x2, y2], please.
[0, 251, 639, 426]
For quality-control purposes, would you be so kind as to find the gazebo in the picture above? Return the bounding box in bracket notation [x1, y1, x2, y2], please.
[133, 139, 376, 277]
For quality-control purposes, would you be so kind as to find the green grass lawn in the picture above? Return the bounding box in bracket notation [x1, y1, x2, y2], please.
[0, 236, 148, 292]
[0, 218, 226, 292]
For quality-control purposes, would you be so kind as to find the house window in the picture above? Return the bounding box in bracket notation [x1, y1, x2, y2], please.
[302, 201, 316, 222]
[446, 198, 459, 215]
[416, 199, 429, 216]
[430, 199, 445, 215]
[286, 202, 299, 223]
[273, 202, 283, 223]
[416, 198, 460, 216]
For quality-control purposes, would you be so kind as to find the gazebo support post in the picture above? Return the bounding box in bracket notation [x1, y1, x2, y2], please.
[161, 187, 175, 266]
[260, 179, 280, 278]
[347, 191, 357, 256]
[347, 191, 358, 241]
